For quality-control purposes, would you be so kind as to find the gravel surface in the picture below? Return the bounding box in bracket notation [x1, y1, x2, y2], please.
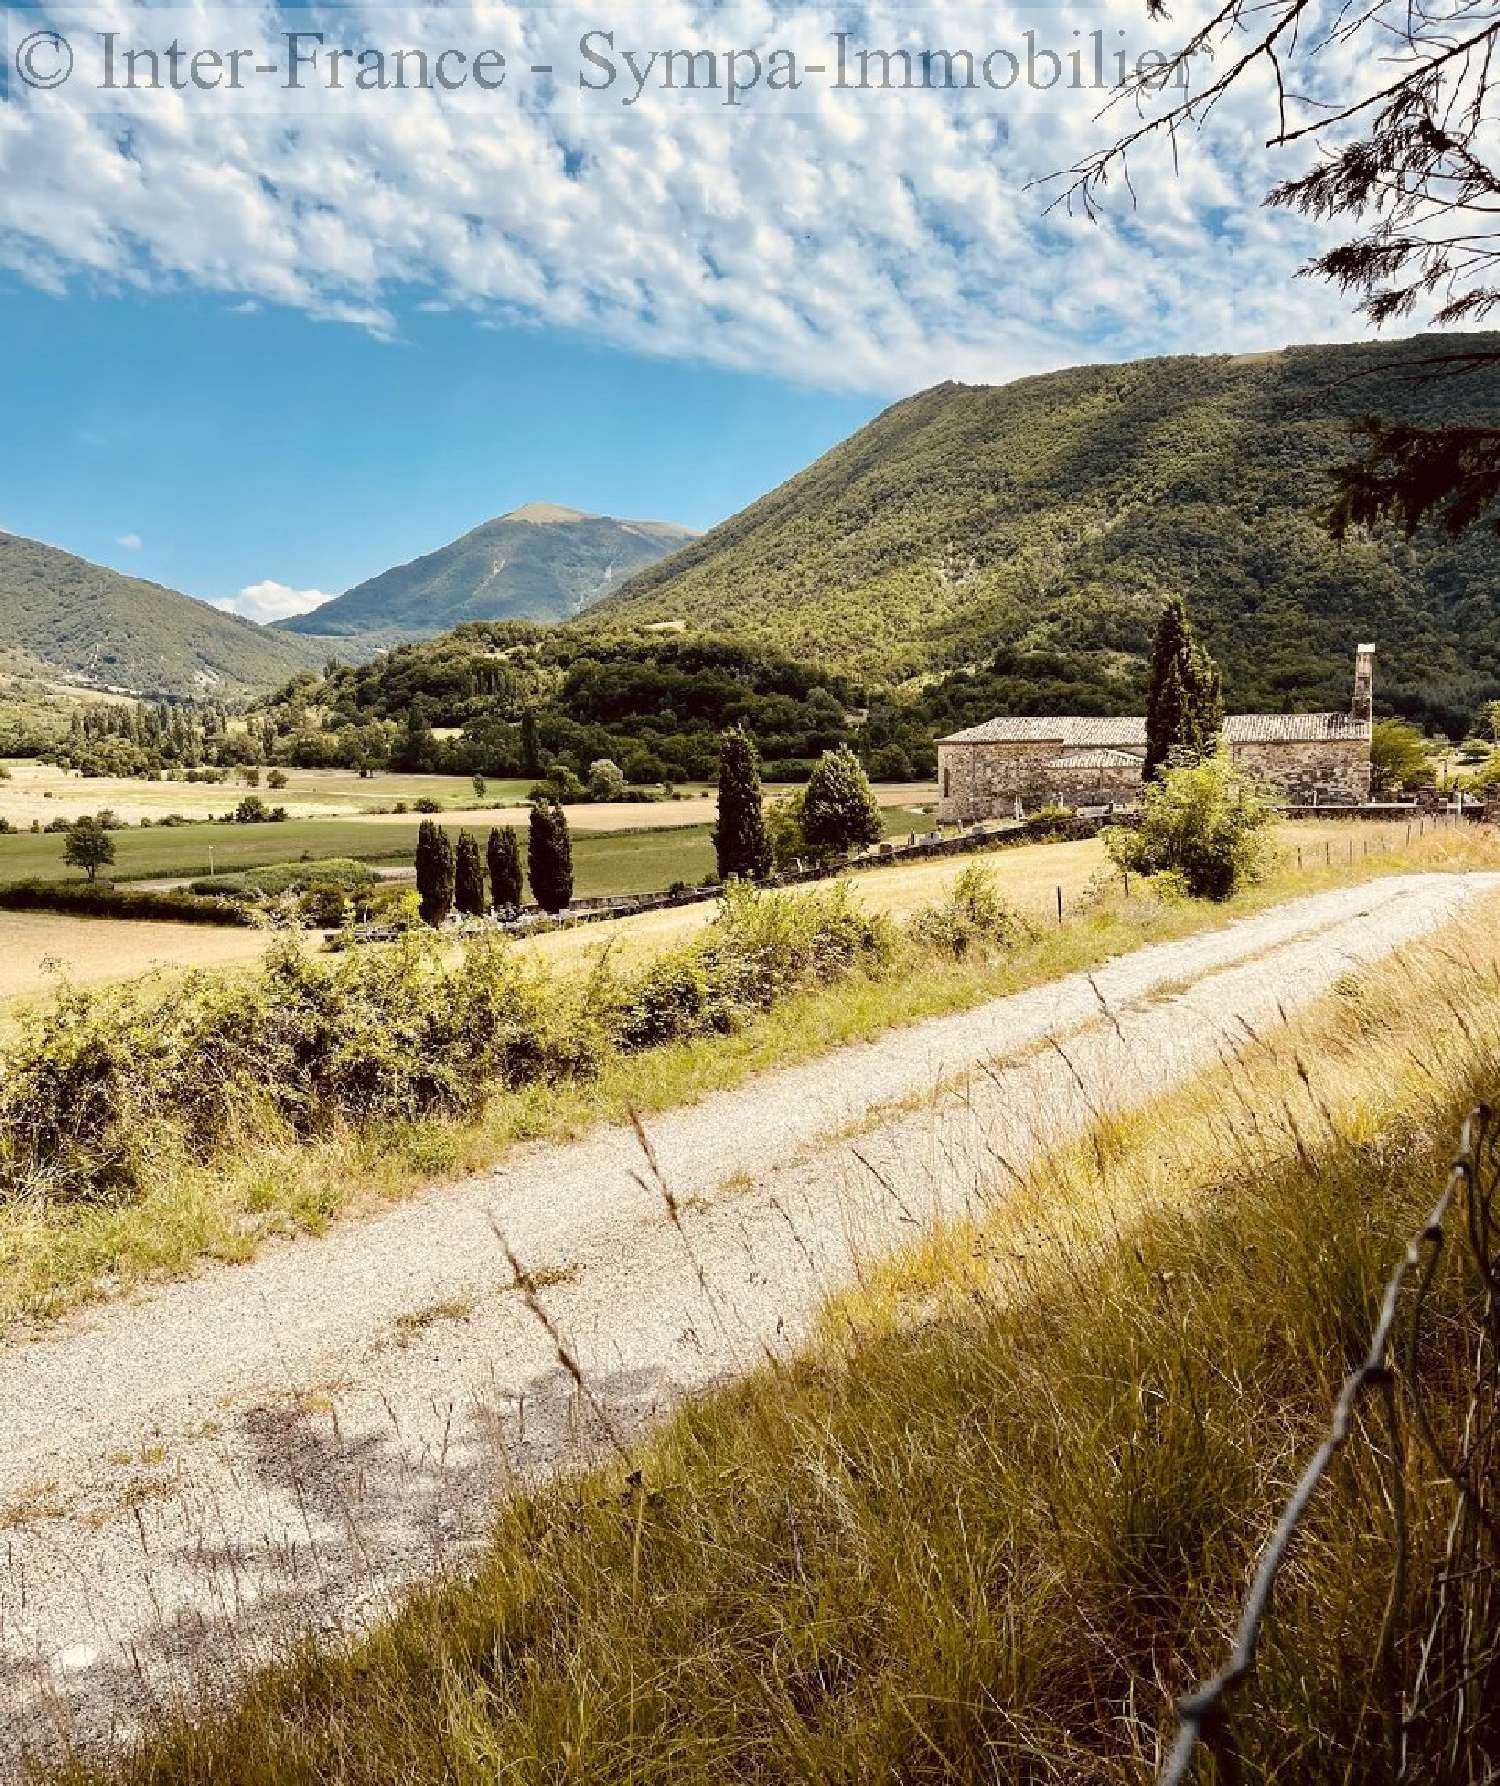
[1, 872, 1493, 1771]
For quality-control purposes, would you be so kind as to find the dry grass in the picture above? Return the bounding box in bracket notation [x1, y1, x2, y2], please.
[49, 893, 1500, 1785]
[0, 911, 276, 1014]
[3, 824, 1497, 1334]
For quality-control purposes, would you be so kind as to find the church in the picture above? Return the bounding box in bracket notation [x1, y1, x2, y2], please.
[937, 645, 1375, 820]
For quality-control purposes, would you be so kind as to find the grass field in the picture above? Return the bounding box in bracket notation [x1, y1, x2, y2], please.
[46, 892, 1500, 1786]
[0, 790, 936, 887]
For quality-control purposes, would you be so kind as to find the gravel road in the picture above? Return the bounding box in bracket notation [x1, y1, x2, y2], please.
[2, 872, 1494, 1771]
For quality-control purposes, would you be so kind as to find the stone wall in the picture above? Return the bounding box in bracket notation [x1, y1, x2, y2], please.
[1227, 739, 1371, 805]
[939, 742, 1059, 820]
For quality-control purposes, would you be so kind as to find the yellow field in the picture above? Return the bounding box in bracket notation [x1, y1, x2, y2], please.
[0, 910, 278, 1016]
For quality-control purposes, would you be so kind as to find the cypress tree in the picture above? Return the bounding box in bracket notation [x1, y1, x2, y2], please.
[528, 801, 574, 914]
[487, 826, 524, 912]
[800, 745, 884, 858]
[414, 819, 455, 926]
[713, 727, 771, 881]
[454, 831, 486, 917]
[1145, 596, 1224, 778]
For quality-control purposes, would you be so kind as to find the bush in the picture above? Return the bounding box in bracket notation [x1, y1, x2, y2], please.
[908, 866, 1026, 959]
[188, 860, 377, 902]
[0, 934, 591, 1202]
[297, 883, 351, 930]
[800, 745, 884, 860]
[610, 882, 894, 1051]
[1104, 750, 1273, 901]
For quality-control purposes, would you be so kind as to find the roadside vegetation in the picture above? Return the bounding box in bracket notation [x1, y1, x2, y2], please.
[46, 886, 1500, 1785]
[1, 816, 1496, 1328]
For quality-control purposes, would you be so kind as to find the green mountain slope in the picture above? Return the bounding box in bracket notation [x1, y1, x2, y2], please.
[588, 335, 1500, 729]
[279, 503, 698, 642]
[0, 532, 323, 701]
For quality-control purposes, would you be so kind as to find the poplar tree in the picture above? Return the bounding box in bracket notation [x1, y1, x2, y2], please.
[454, 831, 486, 917]
[528, 801, 574, 914]
[487, 826, 524, 912]
[414, 819, 455, 926]
[1145, 596, 1224, 779]
[713, 727, 771, 881]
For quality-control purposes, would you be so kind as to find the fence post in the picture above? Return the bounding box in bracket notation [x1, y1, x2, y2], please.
[1056, 885, 1063, 927]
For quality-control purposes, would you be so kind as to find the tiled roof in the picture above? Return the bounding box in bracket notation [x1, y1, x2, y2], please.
[1044, 747, 1145, 770]
[1223, 712, 1372, 743]
[939, 715, 1148, 747]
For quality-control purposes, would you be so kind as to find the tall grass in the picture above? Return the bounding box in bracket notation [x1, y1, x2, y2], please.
[49, 901, 1500, 1785]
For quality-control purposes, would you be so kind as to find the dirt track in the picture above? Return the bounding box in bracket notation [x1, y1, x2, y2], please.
[2, 872, 1494, 1769]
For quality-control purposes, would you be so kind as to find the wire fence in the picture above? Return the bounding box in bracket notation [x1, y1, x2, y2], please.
[1161, 1103, 1500, 1784]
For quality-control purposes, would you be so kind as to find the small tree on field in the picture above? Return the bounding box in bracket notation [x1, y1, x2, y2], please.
[1144, 596, 1224, 780]
[454, 831, 487, 917]
[487, 826, 524, 912]
[588, 758, 627, 802]
[714, 728, 771, 881]
[1484, 700, 1500, 745]
[472, 773, 488, 801]
[414, 819, 455, 926]
[63, 817, 116, 881]
[1105, 750, 1272, 902]
[528, 801, 574, 914]
[267, 768, 288, 790]
[800, 746, 883, 860]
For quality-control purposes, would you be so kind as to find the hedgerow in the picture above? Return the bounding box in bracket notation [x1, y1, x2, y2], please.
[0, 880, 256, 927]
[0, 881, 923, 1207]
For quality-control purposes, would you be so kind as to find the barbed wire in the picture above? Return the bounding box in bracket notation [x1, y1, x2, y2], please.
[1160, 1102, 1499, 1784]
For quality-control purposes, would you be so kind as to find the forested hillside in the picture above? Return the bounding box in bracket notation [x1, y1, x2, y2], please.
[249, 625, 882, 784]
[0, 531, 322, 700]
[589, 334, 1500, 732]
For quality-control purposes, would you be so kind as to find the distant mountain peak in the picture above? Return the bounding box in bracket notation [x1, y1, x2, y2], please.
[279, 503, 699, 642]
[503, 501, 595, 525]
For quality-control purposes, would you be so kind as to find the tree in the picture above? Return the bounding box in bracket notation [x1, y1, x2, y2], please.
[472, 773, 488, 801]
[528, 801, 574, 913]
[1144, 597, 1224, 780]
[267, 768, 288, 790]
[487, 826, 524, 912]
[1371, 718, 1435, 795]
[588, 758, 626, 802]
[414, 819, 455, 926]
[1484, 700, 1500, 744]
[454, 831, 487, 917]
[520, 708, 543, 777]
[1059, 0, 1500, 534]
[714, 728, 772, 881]
[800, 746, 884, 860]
[62, 817, 115, 881]
[1105, 751, 1273, 902]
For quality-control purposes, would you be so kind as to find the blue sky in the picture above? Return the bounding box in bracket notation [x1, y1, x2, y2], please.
[0, 279, 881, 615]
[0, 0, 1377, 622]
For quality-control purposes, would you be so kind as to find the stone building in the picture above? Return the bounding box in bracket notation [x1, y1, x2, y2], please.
[938, 644, 1375, 820]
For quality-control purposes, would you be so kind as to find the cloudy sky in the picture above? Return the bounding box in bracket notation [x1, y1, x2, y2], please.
[0, 0, 1380, 617]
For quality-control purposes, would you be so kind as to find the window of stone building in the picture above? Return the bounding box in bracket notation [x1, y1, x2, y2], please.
[942, 765, 950, 798]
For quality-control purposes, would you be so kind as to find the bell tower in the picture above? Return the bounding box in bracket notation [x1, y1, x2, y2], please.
[1352, 643, 1375, 725]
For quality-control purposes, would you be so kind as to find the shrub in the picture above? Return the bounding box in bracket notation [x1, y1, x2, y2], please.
[908, 866, 1026, 959]
[610, 882, 894, 1051]
[1104, 750, 1273, 901]
[413, 798, 442, 815]
[297, 883, 350, 930]
[267, 769, 289, 790]
[188, 860, 377, 902]
[588, 758, 627, 802]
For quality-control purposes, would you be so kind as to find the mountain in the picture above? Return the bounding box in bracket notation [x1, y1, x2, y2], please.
[278, 503, 698, 642]
[586, 334, 1500, 731]
[0, 532, 323, 701]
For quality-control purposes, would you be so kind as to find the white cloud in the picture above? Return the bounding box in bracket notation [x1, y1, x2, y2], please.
[213, 580, 335, 624]
[115, 531, 142, 550]
[0, 0, 1398, 394]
